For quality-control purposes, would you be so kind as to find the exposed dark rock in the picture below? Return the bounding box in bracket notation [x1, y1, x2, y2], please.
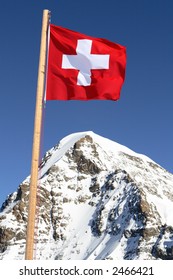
[0, 132, 173, 260]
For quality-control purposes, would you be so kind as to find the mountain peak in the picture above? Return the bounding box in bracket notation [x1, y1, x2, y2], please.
[39, 131, 154, 180]
[0, 132, 173, 260]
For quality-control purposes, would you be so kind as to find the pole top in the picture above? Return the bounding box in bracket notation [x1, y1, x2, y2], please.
[43, 9, 51, 19]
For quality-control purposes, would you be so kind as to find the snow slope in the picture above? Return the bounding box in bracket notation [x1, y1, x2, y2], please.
[39, 131, 154, 179]
[0, 131, 173, 260]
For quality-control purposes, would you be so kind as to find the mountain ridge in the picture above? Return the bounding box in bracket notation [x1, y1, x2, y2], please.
[0, 131, 173, 260]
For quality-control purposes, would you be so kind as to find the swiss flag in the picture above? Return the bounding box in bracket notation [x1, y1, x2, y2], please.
[46, 24, 126, 101]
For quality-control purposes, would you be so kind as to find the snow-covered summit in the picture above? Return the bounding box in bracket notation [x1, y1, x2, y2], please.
[0, 131, 173, 260]
[39, 131, 153, 179]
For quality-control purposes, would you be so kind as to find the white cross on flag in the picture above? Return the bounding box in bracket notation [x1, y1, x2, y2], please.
[46, 24, 126, 101]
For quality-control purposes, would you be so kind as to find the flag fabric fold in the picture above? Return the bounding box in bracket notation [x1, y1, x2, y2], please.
[46, 24, 126, 101]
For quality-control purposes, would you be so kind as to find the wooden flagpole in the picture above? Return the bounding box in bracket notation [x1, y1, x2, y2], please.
[25, 9, 50, 260]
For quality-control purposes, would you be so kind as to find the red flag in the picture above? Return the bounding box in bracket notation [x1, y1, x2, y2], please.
[46, 24, 126, 101]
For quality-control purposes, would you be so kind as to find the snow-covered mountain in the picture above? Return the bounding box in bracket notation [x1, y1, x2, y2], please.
[0, 131, 173, 260]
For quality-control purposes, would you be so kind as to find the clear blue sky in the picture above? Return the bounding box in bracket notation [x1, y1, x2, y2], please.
[0, 0, 172, 206]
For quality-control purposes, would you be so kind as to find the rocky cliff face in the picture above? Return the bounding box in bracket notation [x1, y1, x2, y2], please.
[0, 131, 173, 260]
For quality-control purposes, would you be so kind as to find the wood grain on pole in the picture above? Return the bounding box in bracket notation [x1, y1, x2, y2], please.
[25, 9, 50, 260]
